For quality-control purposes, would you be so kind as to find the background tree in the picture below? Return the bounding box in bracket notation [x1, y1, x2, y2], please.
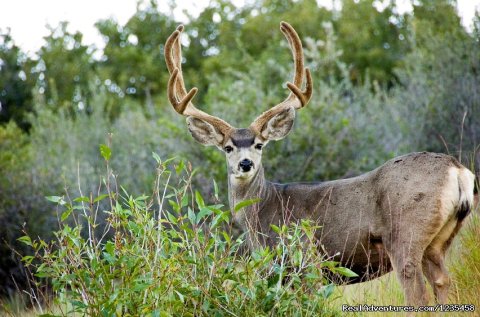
[412, 0, 465, 38]
[335, 0, 409, 84]
[96, 3, 174, 115]
[0, 29, 34, 130]
[35, 22, 96, 114]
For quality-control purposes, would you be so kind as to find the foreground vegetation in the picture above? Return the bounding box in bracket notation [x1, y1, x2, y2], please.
[10, 152, 357, 316]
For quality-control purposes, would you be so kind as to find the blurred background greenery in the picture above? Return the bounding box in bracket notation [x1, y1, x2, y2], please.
[0, 0, 479, 303]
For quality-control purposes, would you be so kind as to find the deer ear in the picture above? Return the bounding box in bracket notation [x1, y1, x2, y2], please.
[260, 106, 295, 141]
[186, 117, 225, 146]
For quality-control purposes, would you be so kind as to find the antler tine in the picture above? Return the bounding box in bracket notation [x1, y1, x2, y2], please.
[280, 21, 303, 93]
[167, 68, 198, 114]
[250, 21, 313, 134]
[165, 25, 233, 136]
[165, 25, 188, 99]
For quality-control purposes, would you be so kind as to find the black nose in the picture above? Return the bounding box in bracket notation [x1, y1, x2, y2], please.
[239, 159, 253, 172]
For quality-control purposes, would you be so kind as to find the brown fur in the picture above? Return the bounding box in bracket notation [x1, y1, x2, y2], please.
[230, 150, 474, 308]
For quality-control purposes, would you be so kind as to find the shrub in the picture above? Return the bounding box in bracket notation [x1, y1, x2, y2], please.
[392, 27, 480, 171]
[18, 150, 358, 316]
[0, 122, 35, 297]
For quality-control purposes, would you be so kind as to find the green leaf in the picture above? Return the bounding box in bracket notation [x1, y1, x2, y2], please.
[222, 231, 232, 245]
[166, 211, 178, 225]
[99, 144, 111, 161]
[133, 281, 151, 291]
[93, 194, 109, 203]
[196, 207, 212, 224]
[181, 194, 189, 208]
[135, 195, 149, 201]
[168, 200, 180, 213]
[334, 266, 359, 278]
[17, 236, 32, 246]
[187, 207, 196, 224]
[104, 241, 115, 256]
[305, 272, 320, 280]
[174, 290, 185, 303]
[21, 255, 34, 265]
[45, 195, 66, 205]
[321, 260, 339, 269]
[162, 156, 177, 167]
[213, 179, 219, 201]
[71, 300, 87, 309]
[293, 249, 303, 266]
[73, 196, 90, 203]
[211, 211, 230, 229]
[202, 299, 210, 311]
[195, 190, 205, 209]
[175, 159, 185, 175]
[319, 284, 335, 299]
[103, 252, 116, 264]
[152, 152, 161, 164]
[270, 224, 281, 234]
[234, 198, 261, 212]
[61, 209, 72, 222]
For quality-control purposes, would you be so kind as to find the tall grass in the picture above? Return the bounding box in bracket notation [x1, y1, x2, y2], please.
[449, 212, 480, 309]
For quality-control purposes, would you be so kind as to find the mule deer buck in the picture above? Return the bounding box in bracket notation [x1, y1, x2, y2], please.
[164, 22, 476, 308]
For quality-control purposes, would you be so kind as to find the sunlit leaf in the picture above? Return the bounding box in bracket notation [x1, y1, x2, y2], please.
[234, 198, 261, 212]
[99, 144, 111, 161]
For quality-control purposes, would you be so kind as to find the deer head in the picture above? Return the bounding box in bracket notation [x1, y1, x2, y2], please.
[164, 22, 312, 180]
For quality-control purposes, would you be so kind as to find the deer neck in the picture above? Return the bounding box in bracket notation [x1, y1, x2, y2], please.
[227, 164, 267, 210]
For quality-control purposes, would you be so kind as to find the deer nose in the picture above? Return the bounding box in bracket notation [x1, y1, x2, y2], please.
[239, 159, 253, 172]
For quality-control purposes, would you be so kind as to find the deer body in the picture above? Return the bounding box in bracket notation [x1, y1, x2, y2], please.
[164, 22, 475, 310]
[230, 151, 474, 283]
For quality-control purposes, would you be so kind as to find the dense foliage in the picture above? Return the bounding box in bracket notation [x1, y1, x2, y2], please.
[0, 0, 479, 312]
[15, 153, 354, 316]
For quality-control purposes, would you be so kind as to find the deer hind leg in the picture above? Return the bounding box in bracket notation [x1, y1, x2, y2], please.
[422, 247, 450, 304]
[388, 242, 429, 307]
[422, 219, 462, 303]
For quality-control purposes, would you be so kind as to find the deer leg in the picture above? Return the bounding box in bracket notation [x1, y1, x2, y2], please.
[388, 244, 429, 307]
[421, 219, 461, 304]
[422, 247, 450, 304]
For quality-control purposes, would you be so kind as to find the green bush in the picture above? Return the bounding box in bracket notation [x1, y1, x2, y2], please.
[392, 27, 480, 170]
[0, 122, 35, 297]
[18, 151, 359, 316]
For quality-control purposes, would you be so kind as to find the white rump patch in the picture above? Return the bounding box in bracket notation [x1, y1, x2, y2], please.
[439, 167, 461, 222]
[458, 167, 475, 209]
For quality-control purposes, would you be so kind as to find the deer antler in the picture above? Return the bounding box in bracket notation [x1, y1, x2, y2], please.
[250, 21, 313, 134]
[165, 25, 233, 137]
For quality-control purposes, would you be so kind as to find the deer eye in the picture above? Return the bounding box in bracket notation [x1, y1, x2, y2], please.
[224, 146, 233, 153]
[255, 143, 263, 150]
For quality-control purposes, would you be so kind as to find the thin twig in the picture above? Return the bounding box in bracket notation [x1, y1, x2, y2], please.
[458, 111, 467, 163]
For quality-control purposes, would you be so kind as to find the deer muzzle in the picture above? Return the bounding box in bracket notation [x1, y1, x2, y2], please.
[239, 159, 254, 172]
